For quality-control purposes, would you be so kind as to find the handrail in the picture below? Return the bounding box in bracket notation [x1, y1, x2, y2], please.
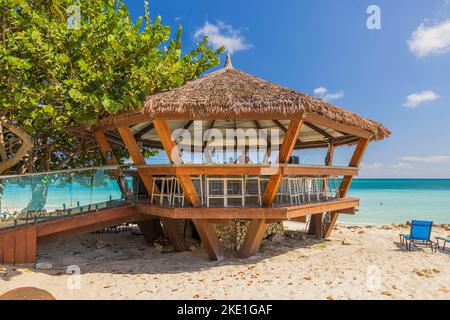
[0, 164, 134, 180]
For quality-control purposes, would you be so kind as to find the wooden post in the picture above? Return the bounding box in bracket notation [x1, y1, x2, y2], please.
[118, 125, 188, 252]
[262, 119, 303, 206]
[153, 120, 224, 260]
[237, 219, 267, 258]
[192, 220, 224, 260]
[308, 143, 335, 237]
[137, 219, 164, 245]
[93, 131, 128, 193]
[324, 138, 369, 238]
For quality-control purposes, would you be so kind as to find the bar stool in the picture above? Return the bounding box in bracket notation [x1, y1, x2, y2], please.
[244, 175, 261, 206]
[171, 178, 185, 207]
[206, 176, 244, 207]
[151, 176, 174, 205]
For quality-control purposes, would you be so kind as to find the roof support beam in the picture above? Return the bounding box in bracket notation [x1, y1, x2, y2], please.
[93, 131, 128, 194]
[183, 120, 194, 130]
[262, 119, 304, 207]
[118, 125, 188, 252]
[324, 137, 369, 238]
[134, 122, 154, 139]
[304, 121, 334, 139]
[303, 113, 372, 139]
[237, 219, 267, 259]
[152, 119, 223, 260]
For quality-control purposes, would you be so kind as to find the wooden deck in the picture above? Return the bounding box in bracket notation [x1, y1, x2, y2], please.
[0, 198, 358, 264]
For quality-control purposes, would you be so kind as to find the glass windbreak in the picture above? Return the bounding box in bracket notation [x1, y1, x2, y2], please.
[0, 165, 138, 229]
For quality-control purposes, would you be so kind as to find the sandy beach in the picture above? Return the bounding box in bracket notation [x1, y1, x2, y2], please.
[1, 222, 449, 300]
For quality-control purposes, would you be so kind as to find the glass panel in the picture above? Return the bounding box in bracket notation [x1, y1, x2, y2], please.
[0, 165, 137, 229]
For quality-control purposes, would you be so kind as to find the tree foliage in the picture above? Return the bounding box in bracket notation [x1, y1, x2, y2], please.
[0, 0, 223, 172]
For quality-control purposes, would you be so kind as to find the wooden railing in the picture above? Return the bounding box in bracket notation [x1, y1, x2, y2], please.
[136, 164, 358, 177]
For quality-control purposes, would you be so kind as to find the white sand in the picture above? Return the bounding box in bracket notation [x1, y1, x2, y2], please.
[1, 223, 449, 300]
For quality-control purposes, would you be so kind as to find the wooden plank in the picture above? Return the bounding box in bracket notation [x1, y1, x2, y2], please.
[262, 119, 303, 206]
[237, 219, 267, 258]
[137, 164, 357, 177]
[137, 220, 164, 245]
[290, 217, 307, 223]
[25, 225, 37, 264]
[192, 219, 224, 260]
[287, 198, 359, 219]
[14, 229, 27, 264]
[136, 198, 359, 220]
[304, 113, 372, 139]
[3, 231, 15, 264]
[37, 205, 136, 237]
[324, 138, 369, 238]
[160, 217, 188, 252]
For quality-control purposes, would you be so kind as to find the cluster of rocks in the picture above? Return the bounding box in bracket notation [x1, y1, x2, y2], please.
[215, 220, 284, 251]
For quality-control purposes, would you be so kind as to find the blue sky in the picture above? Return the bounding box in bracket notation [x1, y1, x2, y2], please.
[124, 0, 450, 178]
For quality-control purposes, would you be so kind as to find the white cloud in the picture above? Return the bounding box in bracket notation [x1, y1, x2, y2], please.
[313, 87, 327, 96]
[403, 90, 440, 108]
[399, 155, 450, 163]
[361, 162, 384, 170]
[313, 87, 344, 102]
[194, 21, 252, 54]
[408, 19, 450, 57]
[388, 162, 414, 169]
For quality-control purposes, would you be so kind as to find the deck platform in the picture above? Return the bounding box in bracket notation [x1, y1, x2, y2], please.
[0, 198, 358, 264]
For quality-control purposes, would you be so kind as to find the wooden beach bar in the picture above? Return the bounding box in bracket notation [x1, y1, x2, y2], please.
[0, 56, 390, 264]
[89, 55, 390, 260]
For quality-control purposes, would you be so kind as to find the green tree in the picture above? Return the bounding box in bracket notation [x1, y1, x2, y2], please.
[0, 0, 223, 172]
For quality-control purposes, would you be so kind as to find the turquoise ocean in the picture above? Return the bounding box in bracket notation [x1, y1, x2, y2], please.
[1, 178, 450, 225]
[342, 179, 450, 224]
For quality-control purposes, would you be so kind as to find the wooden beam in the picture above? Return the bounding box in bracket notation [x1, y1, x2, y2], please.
[324, 138, 370, 238]
[304, 121, 334, 139]
[272, 120, 287, 133]
[160, 217, 188, 252]
[307, 213, 323, 239]
[237, 219, 267, 258]
[153, 119, 215, 255]
[94, 131, 128, 194]
[253, 120, 262, 130]
[119, 125, 187, 251]
[134, 122, 154, 139]
[118, 126, 156, 196]
[137, 220, 164, 245]
[192, 220, 224, 260]
[93, 112, 152, 133]
[303, 113, 372, 139]
[183, 120, 194, 130]
[262, 119, 303, 206]
[153, 120, 201, 207]
[137, 164, 358, 177]
[93, 131, 118, 165]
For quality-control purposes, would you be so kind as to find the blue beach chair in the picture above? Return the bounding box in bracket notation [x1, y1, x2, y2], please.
[435, 236, 450, 251]
[400, 220, 436, 252]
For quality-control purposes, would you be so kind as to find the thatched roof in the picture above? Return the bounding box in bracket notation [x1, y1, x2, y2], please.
[134, 55, 390, 140]
[90, 55, 390, 149]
